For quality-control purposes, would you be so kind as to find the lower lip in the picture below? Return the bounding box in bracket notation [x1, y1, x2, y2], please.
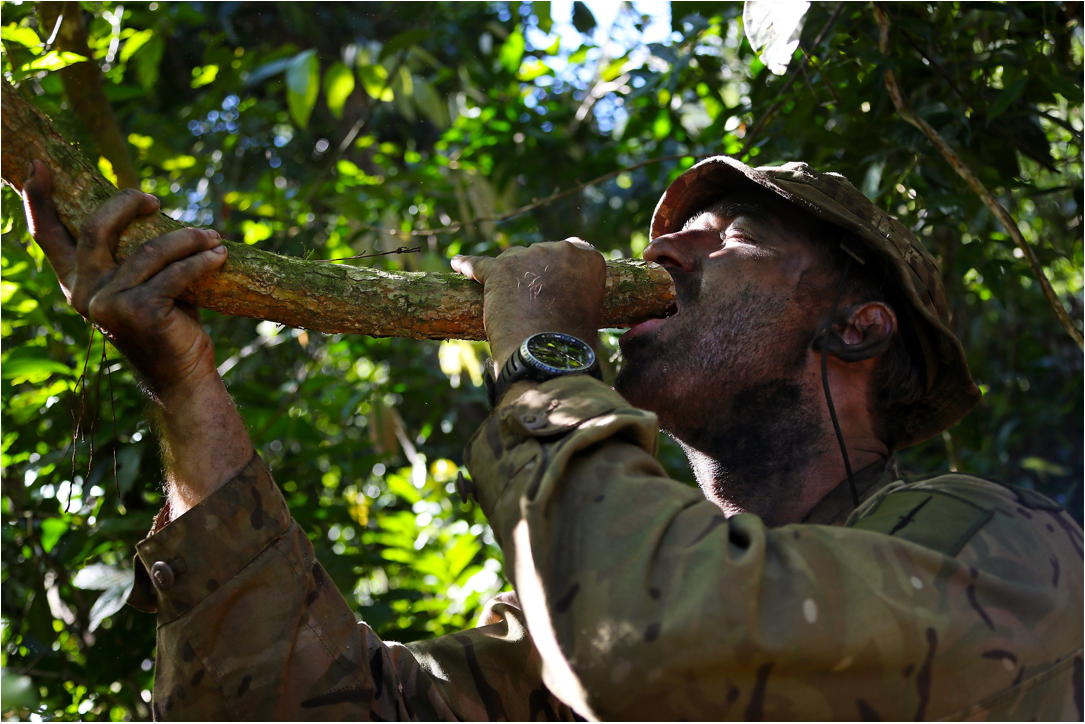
[620, 316, 668, 346]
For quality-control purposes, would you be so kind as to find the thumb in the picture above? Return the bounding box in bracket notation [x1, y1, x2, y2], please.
[22, 160, 76, 278]
[450, 254, 494, 284]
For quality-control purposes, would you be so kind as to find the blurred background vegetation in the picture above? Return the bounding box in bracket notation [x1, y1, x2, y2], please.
[1, 1, 1081, 720]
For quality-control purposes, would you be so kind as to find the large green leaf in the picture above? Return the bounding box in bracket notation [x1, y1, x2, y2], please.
[572, 1, 597, 34]
[498, 28, 525, 74]
[286, 49, 320, 129]
[358, 63, 392, 101]
[0, 669, 37, 710]
[742, 0, 811, 75]
[0, 357, 74, 383]
[987, 75, 1028, 122]
[323, 62, 355, 119]
[535, 1, 553, 33]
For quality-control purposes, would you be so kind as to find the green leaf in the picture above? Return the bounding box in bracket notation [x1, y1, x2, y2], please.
[413, 76, 450, 128]
[191, 64, 219, 88]
[0, 669, 37, 710]
[134, 34, 164, 90]
[535, 1, 553, 33]
[1020, 456, 1069, 477]
[119, 28, 154, 63]
[246, 56, 294, 87]
[742, 0, 810, 75]
[445, 536, 481, 581]
[601, 55, 628, 82]
[73, 563, 132, 590]
[87, 582, 134, 632]
[286, 49, 320, 129]
[653, 108, 672, 139]
[24, 50, 86, 72]
[40, 517, 68, 553]
[1043, 71, 1083, 100]
[379, 29, 431, 61]
[572, 1, 597, 34]
[1, 25, 41, 48]
[393, 66, 417, 122]
[358, 63, 392, 101]
[0, 357, 74, 383]
[74, 564, 136, 631]
[568, 45, 591, 65]
[242, 220, 273, 245]
[498, 28, 525, 73]
[517, 57, 553, 82]
[987, 75, 1028, 122]
[323, 62, 355, 119]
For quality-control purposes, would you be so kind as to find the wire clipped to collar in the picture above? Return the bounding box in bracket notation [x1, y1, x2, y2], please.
[821, 255, 860, 510]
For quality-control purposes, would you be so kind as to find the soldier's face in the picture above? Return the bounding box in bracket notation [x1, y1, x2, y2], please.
[615, 190, 831, 458]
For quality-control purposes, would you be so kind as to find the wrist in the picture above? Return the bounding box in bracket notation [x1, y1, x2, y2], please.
[487, 331, 601, 408]
[153, 365, 224, 413]
[491, 326, 600, 370]
[152, 371, 254, 517]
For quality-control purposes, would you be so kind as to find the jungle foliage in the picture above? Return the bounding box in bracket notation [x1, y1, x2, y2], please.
[1, 1, 1081, 720]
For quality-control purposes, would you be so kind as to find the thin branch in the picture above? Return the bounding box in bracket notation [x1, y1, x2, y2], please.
[349, 153, 701, 237]
[799, 47, 843, 106]
[319, 245, 422, 263]
[874, 3, 1083, 351]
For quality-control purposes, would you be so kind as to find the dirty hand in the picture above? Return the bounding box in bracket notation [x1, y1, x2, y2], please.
[21, 160, 228, 403]
[451, 239, 606, 369]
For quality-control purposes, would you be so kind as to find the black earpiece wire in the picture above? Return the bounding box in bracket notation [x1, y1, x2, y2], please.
[821, 255, 859, 509]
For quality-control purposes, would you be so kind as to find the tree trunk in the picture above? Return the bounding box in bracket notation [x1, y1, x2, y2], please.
[36, 2, 140, 190]
[1, 81, 675, 341]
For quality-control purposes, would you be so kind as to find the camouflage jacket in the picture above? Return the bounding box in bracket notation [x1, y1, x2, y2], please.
[128, 376, 1083, 721]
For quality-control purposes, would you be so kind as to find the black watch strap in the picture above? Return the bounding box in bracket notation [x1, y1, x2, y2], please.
[486, 333, 601, 408]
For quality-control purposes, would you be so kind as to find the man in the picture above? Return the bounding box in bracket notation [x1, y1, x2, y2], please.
[22, 156, 1082, 721]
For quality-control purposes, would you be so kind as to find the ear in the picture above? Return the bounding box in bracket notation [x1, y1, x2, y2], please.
[812, 301, 897, 362]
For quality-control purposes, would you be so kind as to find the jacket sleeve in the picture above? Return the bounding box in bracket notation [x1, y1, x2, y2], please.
[463, 375, 1084, 721]
[127, 454, 577, 721]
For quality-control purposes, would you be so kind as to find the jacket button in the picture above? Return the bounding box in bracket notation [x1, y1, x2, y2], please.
[455, 471, 476, 504]
[150, 561, 175, 589]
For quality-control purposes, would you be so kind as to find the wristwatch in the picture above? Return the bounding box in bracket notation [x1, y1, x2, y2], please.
[486, 332, 602, 408]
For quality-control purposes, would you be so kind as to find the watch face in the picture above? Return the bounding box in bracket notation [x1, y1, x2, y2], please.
[525, 334, 594, 372]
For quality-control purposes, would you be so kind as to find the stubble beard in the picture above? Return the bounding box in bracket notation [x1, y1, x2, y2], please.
[614, 282, 829, 521]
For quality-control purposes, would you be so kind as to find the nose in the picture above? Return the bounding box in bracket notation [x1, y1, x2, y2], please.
[642, 232, 697, 273]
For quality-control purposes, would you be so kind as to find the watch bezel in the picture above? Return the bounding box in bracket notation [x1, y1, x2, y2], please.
[520, 332, 597, 377]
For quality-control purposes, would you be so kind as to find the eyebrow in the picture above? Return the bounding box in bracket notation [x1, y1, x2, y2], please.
[682, 200, 768, 231]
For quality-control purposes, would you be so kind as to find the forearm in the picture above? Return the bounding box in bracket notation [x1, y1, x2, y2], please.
[152, 370, 253, 518]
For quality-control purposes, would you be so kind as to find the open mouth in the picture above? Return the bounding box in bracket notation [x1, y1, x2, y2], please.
[620, 299, 679, 346]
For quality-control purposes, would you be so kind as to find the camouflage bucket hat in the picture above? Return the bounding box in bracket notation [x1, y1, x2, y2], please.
[650, 155, 981, 448]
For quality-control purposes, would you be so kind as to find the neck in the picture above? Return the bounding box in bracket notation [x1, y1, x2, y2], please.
[678, 361, 888, 527]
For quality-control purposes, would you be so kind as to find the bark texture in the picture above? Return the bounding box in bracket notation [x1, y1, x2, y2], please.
[36, 2, 140, 190]
[1, 81, 675, 340]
